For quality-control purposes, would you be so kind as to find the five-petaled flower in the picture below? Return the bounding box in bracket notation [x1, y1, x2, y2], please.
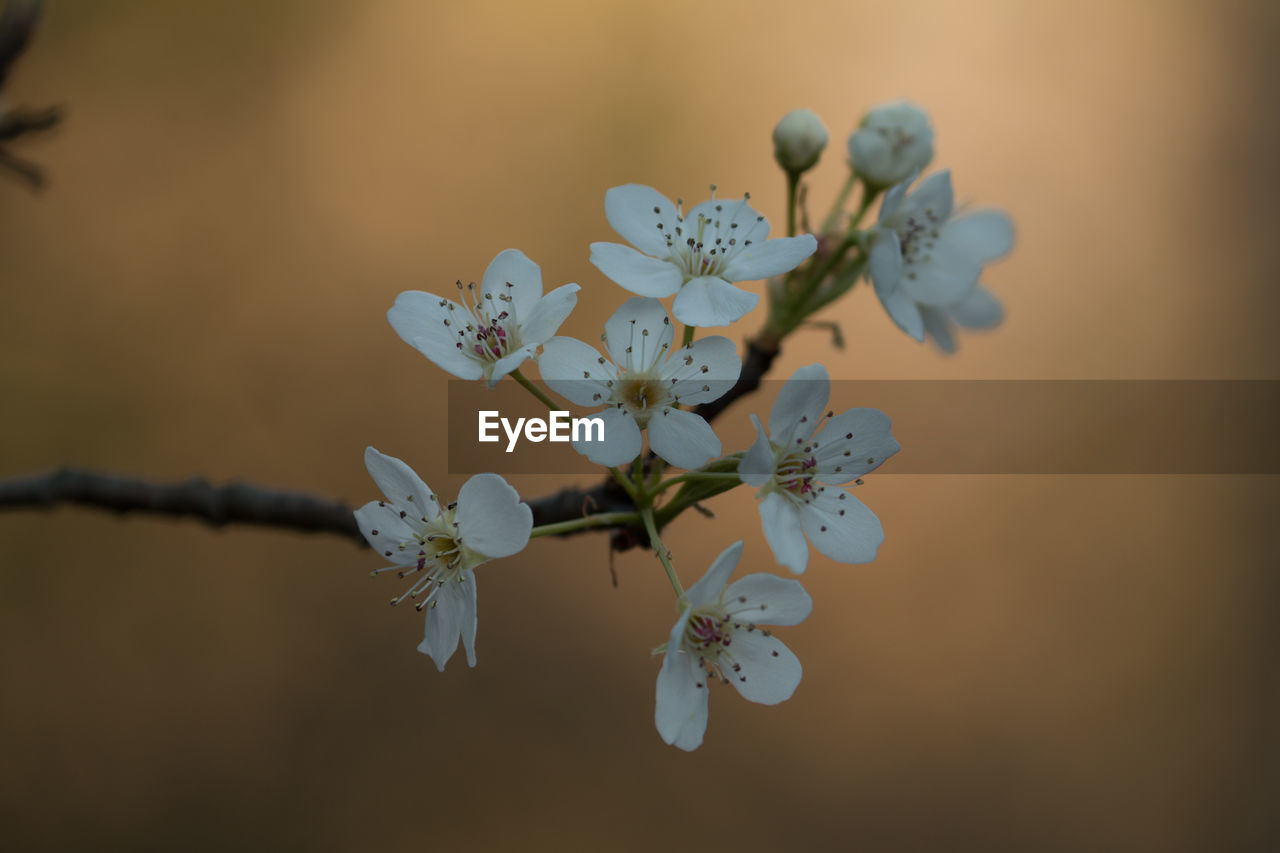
[655, 541, 813, 751]
[589, 184, 818, 328]
[388, 248, 580, 387]
[356, 447, 533, 671]
[867, 170, 1014, 348]
[739, 364, 900, 574]
[538, 296, 741, 469]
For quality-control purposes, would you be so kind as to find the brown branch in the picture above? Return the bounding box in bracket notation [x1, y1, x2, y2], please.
[0, 336, 781, 547]
[0, 467, 369, 543]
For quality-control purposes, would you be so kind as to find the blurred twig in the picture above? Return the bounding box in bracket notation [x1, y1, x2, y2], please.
[0, 0, 62, 190]
[0, 339, 781, 548]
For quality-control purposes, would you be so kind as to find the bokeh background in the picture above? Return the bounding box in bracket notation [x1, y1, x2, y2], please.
[1, 0, 1276, 849]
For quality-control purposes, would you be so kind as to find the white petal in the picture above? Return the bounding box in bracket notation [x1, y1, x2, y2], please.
[519, 283, 580, 345]
[946, 210, 1015, 264]
[458, 571, 478, 667]
[604, 296, 675, 370]
[605, 184, 680, 258]
[899, 237, 981, 306]
[901, 170, 953, 222]
[417, 578, 472, 672]
[684, 540, 744, 608]
[798, 488, 885, 565]
[647, 407, 721, 470]
[921, 305, 957, 354]
[685, 196, 770, 245]
[538, 336, 615, 406]
[812, 408, 901, 482]
[759, 492, 809, 574]
[487, 343, 540, 386]
[950, 285, 1005, 330]
[387, 291, 486, 381]
[867, 230, 903, 294]
[655, 609, 709, 751]
[723, 234, 817, 282]
[873, 274, 925, 342]
[877, 177, 911, 222]
[354, 501, 418, 562]
[671, 276, 759, 327]
[724, 630, 802, 705]
[738, 414, 775, 489]
[769, 363, 829, 449]
[725, 572, 813, 626]
[454, 473, 532, 559]
[663, 335, 741, 405]
[480, 248, 542, 318]
[590, 242, 684, 297]
[574, 405, 641, 467]
[364, 447, 440, 519]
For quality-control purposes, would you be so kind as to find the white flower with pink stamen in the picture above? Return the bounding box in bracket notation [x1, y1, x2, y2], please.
[589, 184, 817, 328]
[355, 447, 532, 672]
[739, 364, 900, 574]
[387, 248, 580, 387]
[655, 541, 812, 751]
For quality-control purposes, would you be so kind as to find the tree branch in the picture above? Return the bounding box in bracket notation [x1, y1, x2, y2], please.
[0, 337, 781, 547]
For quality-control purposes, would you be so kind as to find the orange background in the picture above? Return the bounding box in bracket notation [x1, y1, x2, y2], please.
[0, 1, 1275, 849]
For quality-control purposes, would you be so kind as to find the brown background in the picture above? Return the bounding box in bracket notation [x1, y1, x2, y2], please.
[1, 1, 1276, 849]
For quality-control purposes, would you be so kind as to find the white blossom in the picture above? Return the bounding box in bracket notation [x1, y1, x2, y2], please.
[355, 448, 532, 671]
[846, 100, 934, 189]
[739, 364, 899, 574]
[920, 285, 1006, 353]
[388, 248, 579, 387]
[589, 185, 817, 327]
[773, 108, 829, 173]
[655, 541, 812, 751]
[867, 170, 1014, 345]
[538, 297, 740, 469]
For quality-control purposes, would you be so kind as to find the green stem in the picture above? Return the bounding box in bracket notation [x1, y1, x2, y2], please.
[509, 368, 557, 410]
[531, 511, 639, 538]
[849, 184, 881, 230]
[640, 506, 686, 605]
[681, 324, 696, 347]
[653, 471, 741, 495]
[785, 170, 800, 237]
[609, 465, 639, 501]
[820, 172, 857, 234]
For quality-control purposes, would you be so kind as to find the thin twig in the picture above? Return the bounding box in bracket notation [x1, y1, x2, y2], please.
[0, 337, 781, 547]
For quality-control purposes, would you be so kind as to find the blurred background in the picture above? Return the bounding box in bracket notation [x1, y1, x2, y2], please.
[1, 0, 1276, 849]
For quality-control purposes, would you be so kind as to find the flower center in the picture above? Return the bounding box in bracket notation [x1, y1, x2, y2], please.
[895, 208, 943, 267]
[776, 449, 818, 498]
[680, 602, 777, 689]
[374, 508, 471, 611]
[650, 187, 768, 282]
[684, 607, 733, 653]
[613, 373, 671, 426]
[446, 280, 522, 365]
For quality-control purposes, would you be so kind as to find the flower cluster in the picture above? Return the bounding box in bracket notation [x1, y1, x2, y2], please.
[353, 99, 1012, 750]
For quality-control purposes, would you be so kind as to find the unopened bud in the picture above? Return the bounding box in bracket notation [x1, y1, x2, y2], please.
[846, 100, 934, 188]
[772, 109, 829, 174]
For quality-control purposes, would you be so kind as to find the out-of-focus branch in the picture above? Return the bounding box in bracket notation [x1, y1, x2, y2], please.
[0, 468, 369, 543]
[0, 335, 782, 548]
[0, 0, 62, 190]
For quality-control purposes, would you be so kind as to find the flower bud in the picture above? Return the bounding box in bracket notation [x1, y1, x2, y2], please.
[772, 109, 829, 174]
[846, 100, 934, 188]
